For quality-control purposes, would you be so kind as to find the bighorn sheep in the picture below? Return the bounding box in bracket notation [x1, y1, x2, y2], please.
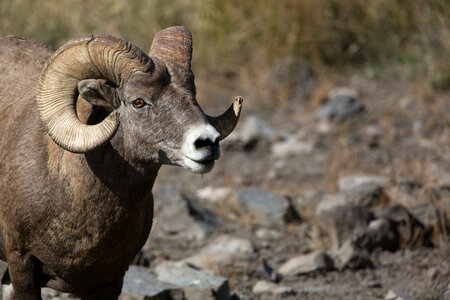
[0, 26, 242, 299]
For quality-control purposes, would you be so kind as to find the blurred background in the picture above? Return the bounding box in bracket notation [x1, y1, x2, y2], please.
[1, 1, 449, 299]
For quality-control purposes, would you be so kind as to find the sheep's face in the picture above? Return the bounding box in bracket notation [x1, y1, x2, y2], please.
[79, 59, 220, 174]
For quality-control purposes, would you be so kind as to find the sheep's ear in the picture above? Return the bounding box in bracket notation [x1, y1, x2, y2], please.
[78, 79, 120, 112]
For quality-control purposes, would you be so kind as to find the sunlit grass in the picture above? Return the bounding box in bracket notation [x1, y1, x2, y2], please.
[1, 0, 449, 87]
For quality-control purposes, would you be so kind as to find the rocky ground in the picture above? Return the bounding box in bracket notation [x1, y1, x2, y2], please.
[33, 70, 450, 299]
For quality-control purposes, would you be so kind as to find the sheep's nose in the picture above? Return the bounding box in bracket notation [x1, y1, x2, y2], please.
[194, 137, 220, 160]
[182, 124, 221, 162]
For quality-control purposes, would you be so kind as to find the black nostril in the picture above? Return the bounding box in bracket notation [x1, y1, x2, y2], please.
[194, 138, 218, 149]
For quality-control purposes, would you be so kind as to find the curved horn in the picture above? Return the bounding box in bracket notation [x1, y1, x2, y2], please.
[37, 34, 152, 153]
[149, 26, 192, 69]
[208, 96, 243, 141]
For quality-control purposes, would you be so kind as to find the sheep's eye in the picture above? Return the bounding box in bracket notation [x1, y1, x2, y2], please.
[133, 99, 146, 109]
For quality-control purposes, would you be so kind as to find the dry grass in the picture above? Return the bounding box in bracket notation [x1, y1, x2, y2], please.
[1, 0, 449, 90]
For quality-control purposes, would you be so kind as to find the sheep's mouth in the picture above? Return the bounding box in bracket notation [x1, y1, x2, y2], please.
[182, 155, 216, 174]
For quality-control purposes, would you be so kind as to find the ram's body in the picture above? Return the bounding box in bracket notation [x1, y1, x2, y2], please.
[0, 28, 241, 299]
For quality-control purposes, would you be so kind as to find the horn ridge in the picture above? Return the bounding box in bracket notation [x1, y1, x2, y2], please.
[37, 34, 152, 153]
[149, 26, 193, 70]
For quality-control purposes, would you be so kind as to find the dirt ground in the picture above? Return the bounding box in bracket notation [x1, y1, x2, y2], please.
[151, 71, 450, 299]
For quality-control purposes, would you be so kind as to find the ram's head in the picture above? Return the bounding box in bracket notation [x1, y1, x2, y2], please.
[37, 26, 242, 174]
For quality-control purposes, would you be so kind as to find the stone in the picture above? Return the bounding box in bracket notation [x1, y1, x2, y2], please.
[183, 235, 256, 271]
[196, 186, 232, 203]
[120, 266, 184, 300]
[345, 184, 390, 208]
[376, 205, 425, 248]
[262, 259, 283, 283]
[153, 186, 221, 241]
[255, 228, 282, 240]
[236, 187, 301, 225]
[387, 186, 420, 208]
[330, 240, 373, 270]
[155, 262, 231, 300]
[338, 175, 390, 191]
[41, 288, 78, 299]
[444, 282, 450, 300]
[271, 137, 314, 157]
[385, 288, 414, 300]
[224, 115, 276, 151]
[315, 185, 389, 215]
[278, 251, 334, 276]
[409, 203, 449, 246]
[252, 280, 295, 296]
[328, 87, 359, 100]
[396, 178, 422, 192]
[357, 218, 398, 251]
[315, 204, 374, 249]
[315, 87, 364, 122]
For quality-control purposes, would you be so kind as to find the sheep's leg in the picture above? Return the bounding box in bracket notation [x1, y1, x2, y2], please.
[80, 276, 124, 300]
[6, 252, 42, 300]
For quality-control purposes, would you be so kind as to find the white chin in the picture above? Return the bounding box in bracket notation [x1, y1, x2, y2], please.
[182, 157, 215, 174]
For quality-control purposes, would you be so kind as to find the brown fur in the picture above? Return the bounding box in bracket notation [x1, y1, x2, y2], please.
[0, 35, 215, 299]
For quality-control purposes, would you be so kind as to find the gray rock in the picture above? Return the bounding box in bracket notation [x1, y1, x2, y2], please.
[155, 262, 231, 300]
[196, 186, 232, 203]
[41, 289, 77, 300]
[385, 288, 414, 300]
[357, 218, 398, 251]
[409, 203, 449, 246]
[444, 282, 450, 300]
[338, 175, 390, 191]
[255, 228, 282, 240]
[330, 240, 373, 270]
[346, 184, 390, 207]
[252, 280, 295, 296]
[429, 184, 450, 199]
[120, 266, 183, 300]
[183, 235, 255, 271]
[271, 137, 314, 157]
[224, 115, 276, 150]
[387, 186, 420, 208]
[376, 205, 425, 248]
[278, 251, 334, 276]
[315, 184, 389, 215]
[315, 204, 374, 249]
[236, 187, 301, 225]
[315, 87, 364, 122]
[153, 186, 221, 241]
[396, 178, 422, 192]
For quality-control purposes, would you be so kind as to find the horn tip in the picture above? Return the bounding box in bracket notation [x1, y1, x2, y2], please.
[233, 96, 244, 116]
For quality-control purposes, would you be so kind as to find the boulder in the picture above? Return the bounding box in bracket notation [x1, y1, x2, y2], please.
[385, 288, 414, 300]
[271, 137, 314, 157]
[337, 175, 390, 191]
[315, 184, 389, 215]
[153, 186, 221, 241]
[409, 203, 449, 246]
[183, 235, 256, 271]
[315, 87, 364, 122]
[236, 187, 301, 225]
[120, 266, 184, 300]
[255, 228, 282, 240]
[252, 280, 295, 297]
[357, 218, 398, 251]
[278, 251, 334, 276]
[196, 186, 232, 203]
[224, 115, 276, 151]
[376, 205, 425, 248]
[395, 178, 423, 192]
[315, 204, 374, 249]
[330, 240, 373, 270]
[155, 262, 231, 300]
